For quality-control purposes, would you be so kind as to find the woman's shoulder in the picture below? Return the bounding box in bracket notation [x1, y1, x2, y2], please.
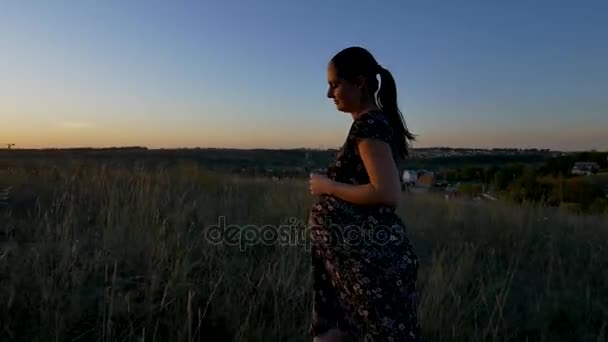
[355, 109, 389, 125]
[349, 110, 393, 142]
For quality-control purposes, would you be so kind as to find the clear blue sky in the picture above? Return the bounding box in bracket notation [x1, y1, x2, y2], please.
[1, 0, 607, 151]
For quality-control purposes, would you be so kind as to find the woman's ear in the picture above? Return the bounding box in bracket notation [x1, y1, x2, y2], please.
[355, 75, 366, 89]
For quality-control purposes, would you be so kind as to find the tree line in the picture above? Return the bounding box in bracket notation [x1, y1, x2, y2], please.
[438, 152, 608, 213]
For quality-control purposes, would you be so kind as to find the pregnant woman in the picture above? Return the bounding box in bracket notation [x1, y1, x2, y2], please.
[308, 46, 420, 342]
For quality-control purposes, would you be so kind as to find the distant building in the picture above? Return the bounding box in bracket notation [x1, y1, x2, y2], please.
[416, 173, 436, 187]
[401, 169, 437, 190]
[401, 170, 418, 185]
[401, 170, 417, 191]
[572, 162, 600, 176]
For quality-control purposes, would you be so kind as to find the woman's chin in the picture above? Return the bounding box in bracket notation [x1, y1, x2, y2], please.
[335, 104, 347, 112]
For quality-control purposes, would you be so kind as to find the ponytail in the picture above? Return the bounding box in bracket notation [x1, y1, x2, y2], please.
[377, 67, 416, 159]
[329, 46, 416, 159]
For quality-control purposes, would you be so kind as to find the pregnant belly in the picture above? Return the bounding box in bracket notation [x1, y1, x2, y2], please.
[310, 197, 408, 253]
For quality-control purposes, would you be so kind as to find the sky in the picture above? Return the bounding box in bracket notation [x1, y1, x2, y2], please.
[1, 0, 607, 151]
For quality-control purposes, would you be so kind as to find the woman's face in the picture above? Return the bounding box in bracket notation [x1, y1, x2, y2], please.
[326, 62, 363, 113]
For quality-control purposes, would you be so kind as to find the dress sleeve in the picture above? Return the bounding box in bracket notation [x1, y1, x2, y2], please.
[349, 113, 393, 144]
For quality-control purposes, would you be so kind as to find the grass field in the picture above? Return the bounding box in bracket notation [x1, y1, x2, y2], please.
[1, 162, 608, 341]
[587, 172, 608, 186]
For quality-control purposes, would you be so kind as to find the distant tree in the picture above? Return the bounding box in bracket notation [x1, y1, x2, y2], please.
[493, 170, 511, 191]
[458, 183, 483, 196]
[507, 168, 551, 203]
[562, 180, 605, 210]
[589, 198, 608, 214]
[482, 166, 499, 186]
[538, 152, 608, 177]
[462, 166, 483, 181]
[538, 156, 575, 177]
[445, 169, 460, 182]
[493, 164, 525, 191]
[579, 151, 608, 168]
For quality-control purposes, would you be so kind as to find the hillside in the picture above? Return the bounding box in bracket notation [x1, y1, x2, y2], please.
[1, 162, 607, 341]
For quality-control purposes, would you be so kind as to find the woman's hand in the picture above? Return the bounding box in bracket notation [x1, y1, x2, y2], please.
[309, 173, 335, 196]
[313, 328, 343, 342]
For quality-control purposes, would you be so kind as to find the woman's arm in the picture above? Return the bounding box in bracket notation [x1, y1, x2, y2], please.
[327, 138, 401, 207]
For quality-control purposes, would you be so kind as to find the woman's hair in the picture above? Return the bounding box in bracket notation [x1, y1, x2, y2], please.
[330, 46, 415, 159]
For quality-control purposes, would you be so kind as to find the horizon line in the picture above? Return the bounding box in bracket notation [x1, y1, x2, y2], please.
[3, 145, 604, 153]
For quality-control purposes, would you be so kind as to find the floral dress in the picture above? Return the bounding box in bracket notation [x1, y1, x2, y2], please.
[308, 110, 420, 341]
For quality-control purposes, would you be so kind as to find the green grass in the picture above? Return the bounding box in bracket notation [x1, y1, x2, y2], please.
[1, 163, 607, 341]
[587, 172, 608, 185]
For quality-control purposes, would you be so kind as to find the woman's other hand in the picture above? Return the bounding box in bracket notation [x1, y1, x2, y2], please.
[309, 173, 335, 196]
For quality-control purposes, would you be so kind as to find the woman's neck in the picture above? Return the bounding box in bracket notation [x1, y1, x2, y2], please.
[351, 103, 380, 121]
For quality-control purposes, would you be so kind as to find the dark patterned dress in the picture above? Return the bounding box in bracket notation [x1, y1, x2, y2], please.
[308, 110, 420, 341]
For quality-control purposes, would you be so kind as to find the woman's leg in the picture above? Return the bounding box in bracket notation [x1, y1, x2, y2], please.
[336, 254, 420, 342]
[310, 246, 343, 338]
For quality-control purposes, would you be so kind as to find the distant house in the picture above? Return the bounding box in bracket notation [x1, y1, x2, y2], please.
[401, 170, 416, 191]
[401, 169, 437, 190]
[572, 162, 600, 176]
[417, 173, 436, 187]
[401, 170, 418, 185]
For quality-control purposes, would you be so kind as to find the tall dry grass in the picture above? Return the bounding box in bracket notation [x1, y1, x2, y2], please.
[0, 162, 607, 341]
